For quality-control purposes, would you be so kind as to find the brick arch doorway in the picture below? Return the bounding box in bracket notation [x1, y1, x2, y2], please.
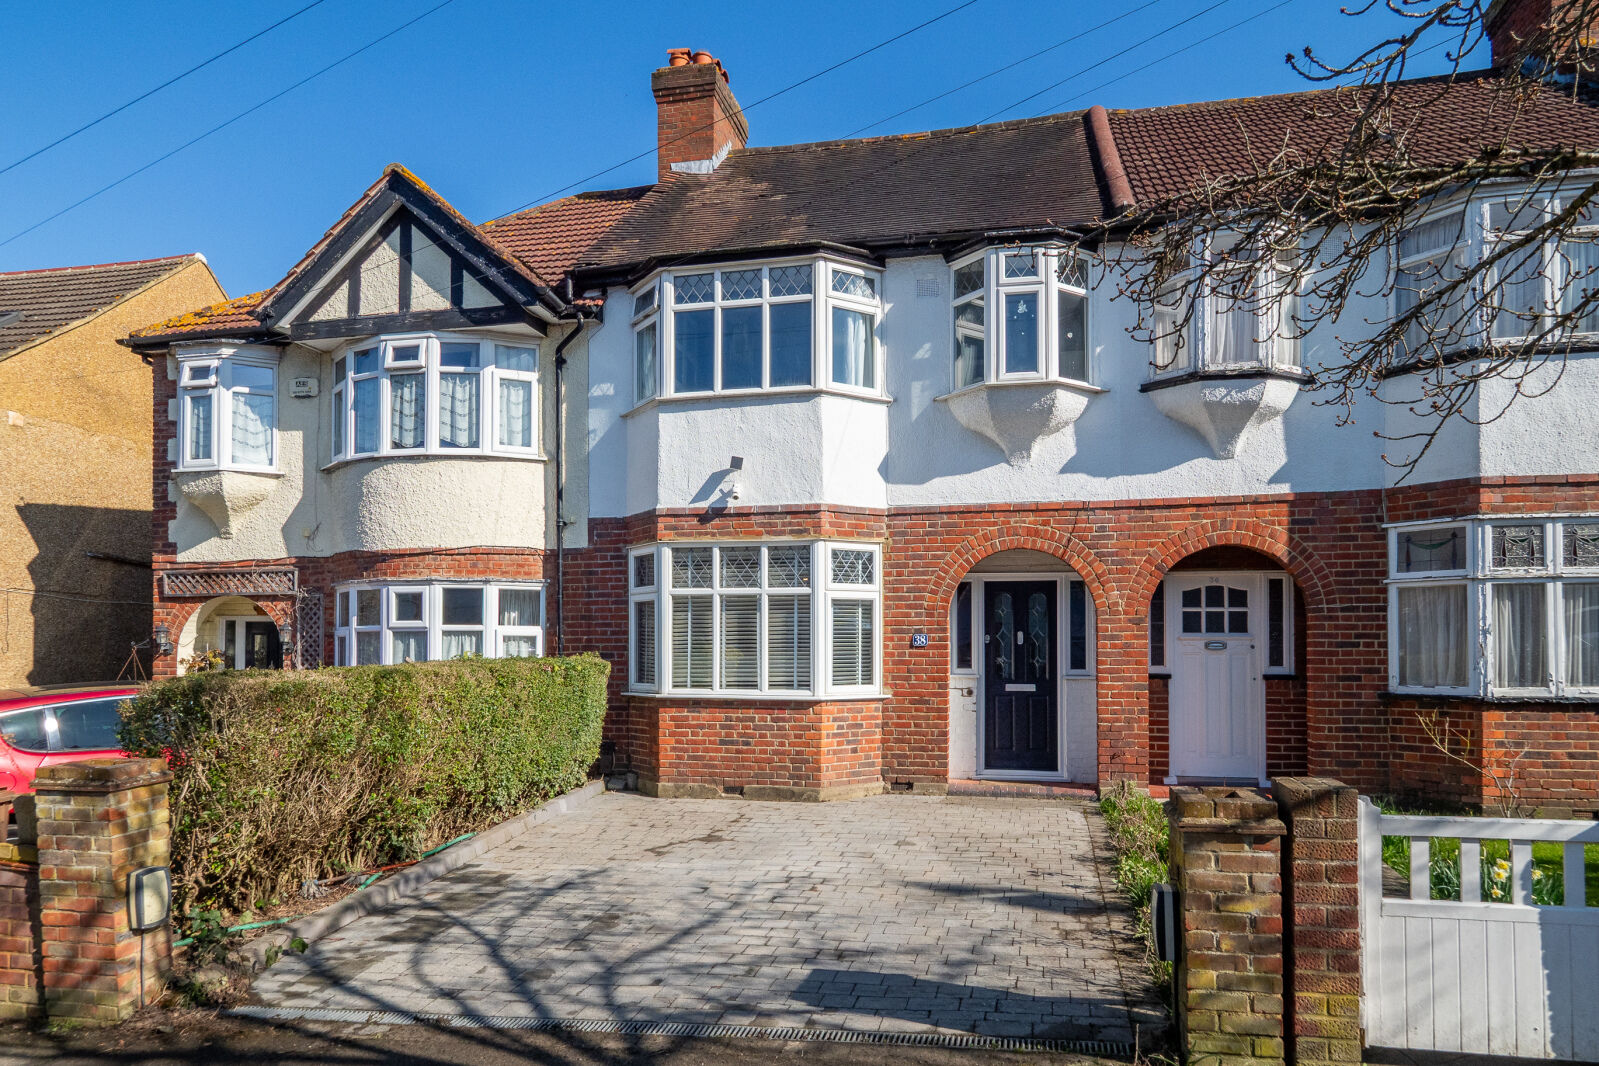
[174, 595, 286, 673]
[947, 548, 1098, 785]
[1151, 546, 1306, 785]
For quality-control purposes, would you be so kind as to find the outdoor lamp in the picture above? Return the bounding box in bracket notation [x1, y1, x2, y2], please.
[152, 624, 173, 657]
[127, 866, 172, 933]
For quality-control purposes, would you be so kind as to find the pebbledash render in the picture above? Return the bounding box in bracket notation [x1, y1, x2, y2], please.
[128, 21, 1599, 813]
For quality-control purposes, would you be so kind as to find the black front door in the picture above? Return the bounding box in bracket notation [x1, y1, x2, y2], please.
[242, 621, 282, 669]
[983, 581, 1058, 772]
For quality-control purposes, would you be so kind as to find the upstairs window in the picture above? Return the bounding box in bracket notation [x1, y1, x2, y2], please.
[177, 350, 278, 472]
[631, 259, 881, 402]
[1391, 188, 1599, 358]
[950, 244, 1091, 389]
[331, 334, 539, 462]
[1150, 250, 1300, 377]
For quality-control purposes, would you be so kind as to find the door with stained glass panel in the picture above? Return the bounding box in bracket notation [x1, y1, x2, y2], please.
[982, 581, 1058, 772]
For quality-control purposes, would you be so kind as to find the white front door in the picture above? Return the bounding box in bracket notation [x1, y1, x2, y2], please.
[1166, 574, 1265, 783]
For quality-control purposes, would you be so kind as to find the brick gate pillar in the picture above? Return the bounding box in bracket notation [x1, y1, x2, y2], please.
[1272, 778, 1362, 1066]
[1169, 785, 1286, 1066]
[33, 758, 173, 1024]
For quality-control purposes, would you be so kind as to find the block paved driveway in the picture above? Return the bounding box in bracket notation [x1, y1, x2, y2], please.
[251, 792, 1166, 1043]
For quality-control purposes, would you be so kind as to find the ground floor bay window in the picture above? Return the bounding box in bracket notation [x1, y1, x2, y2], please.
[1389, 517, 1599, 697]
[334, 581, 544, 666]
[628, 541, 880, 697]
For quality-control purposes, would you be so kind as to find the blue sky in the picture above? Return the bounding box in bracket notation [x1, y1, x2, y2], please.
[0, 0, 1475, 296]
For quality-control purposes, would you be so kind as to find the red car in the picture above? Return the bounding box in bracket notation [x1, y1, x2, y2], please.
[0, 684, 136, 795]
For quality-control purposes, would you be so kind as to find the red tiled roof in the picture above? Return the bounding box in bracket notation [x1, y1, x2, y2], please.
[0, 254, 204, 357]
[1107, 70, 1599, 205]
[128, 291, 267, 340]
[482, 186, 653, 291]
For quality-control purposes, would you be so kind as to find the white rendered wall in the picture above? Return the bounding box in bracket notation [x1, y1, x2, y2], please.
[169, 325, 576, 563]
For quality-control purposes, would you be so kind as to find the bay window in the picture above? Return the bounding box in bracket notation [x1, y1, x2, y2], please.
[331, 334, 539, 462]
[1388, 517, 1599, 697]
[1392, 188, 1599, 357]
[177, 349, 278, 471]
[631, 259, 881, 402]
[628, 542, 879, 697]
[334, 581, 543, 666]
[1149, 251, 1300, 377]
[949, 244, 1092, 388]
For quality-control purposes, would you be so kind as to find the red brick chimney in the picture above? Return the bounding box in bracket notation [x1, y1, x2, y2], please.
[652, 49, 748, 182]
[1487, 0, 1599, 67]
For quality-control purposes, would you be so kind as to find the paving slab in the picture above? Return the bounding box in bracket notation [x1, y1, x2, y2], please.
[250, 792, 1167, 1044]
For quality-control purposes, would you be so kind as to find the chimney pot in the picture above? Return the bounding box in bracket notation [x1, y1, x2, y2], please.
[651, 49, 748, 182]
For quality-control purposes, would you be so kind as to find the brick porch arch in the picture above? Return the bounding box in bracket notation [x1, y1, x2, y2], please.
[922, 523, 1111, 621]
[155, 593, 294, 676]
[1099, 518, 1338, 786]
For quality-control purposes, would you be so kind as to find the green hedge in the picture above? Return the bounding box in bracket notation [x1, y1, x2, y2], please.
[119, 654, 608, 910]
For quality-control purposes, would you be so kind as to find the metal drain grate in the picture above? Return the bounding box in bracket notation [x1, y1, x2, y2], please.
[227, 1006, 1135, 1057]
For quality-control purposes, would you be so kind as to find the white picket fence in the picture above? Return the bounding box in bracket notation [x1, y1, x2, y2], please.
[1359, 797, 1599, 1060]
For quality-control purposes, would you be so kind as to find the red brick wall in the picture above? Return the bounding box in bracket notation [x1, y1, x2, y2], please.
[650, 61, 748, 181]
[0, 860, 40, 1020]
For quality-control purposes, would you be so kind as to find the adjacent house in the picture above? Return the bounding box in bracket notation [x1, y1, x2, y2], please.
[127, 3, 1599, 814]
[0, 254, 225, 686]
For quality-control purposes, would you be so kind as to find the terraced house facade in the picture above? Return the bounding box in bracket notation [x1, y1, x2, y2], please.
[127, 17, 1599, 814]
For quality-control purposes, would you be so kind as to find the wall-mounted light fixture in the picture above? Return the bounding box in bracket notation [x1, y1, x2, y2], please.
[152, 624, 173, 657]
[127, 866, 171, 933]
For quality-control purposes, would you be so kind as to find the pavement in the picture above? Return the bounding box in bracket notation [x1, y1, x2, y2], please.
[247, 792, 1167, 1047]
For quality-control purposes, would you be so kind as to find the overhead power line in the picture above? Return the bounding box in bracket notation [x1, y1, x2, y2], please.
[1028, 0, 1299, 117]
[0, 0, 459, 252]
[0, 0, 332, 179]
[490, 0, 986, 220]
[972, 0, 1241, 125]
[843, 0, 1173, 139]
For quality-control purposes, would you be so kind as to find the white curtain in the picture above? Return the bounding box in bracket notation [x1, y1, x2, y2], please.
[1559, 239, 1599, 333]
[832, 308, 871, 388]
[390, 631, 426, 664]
[1398, 584, 1469, 688]
[501, 635, 539, 658]
[1208, 282, 1257, 367]
[186, 393, 212, 460]
[1565, 583, 1599, 687]
[1493, 583, 1547, 688]
[498, 588, 540, 626]
[390, 373, 423, 448]
[441, 631, 482, 659]
[230, 393, 273, 465]
[498, 378, 532, 448]
[439, 373, 479, 447]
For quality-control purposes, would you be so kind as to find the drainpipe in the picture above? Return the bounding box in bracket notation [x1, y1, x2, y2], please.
[551, 305, 589, 656]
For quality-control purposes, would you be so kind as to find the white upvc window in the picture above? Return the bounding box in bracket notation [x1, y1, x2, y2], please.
[636, 257, 883, 404]
[1387, 517, 1599, 697]
[1392, 187, 1599, 356]
[950, 244, 1093, 389]
[628, 541, 880, 697]
[176, 349, 278, 471]
[1148, 245, 1300, 378]
[330, 333, 540, 462]
[333, 581, 544, 666]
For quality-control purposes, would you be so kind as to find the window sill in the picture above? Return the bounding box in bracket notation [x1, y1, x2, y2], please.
[320, 451, 548, 473]
[623, 689, 889, 703]
[1139, 366, 1310, 393]
[938, 377, 1105, 402]
[623, 386, 893, 418]
[1381, 690, 1599, 705]
[175, 466, 283, 478]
